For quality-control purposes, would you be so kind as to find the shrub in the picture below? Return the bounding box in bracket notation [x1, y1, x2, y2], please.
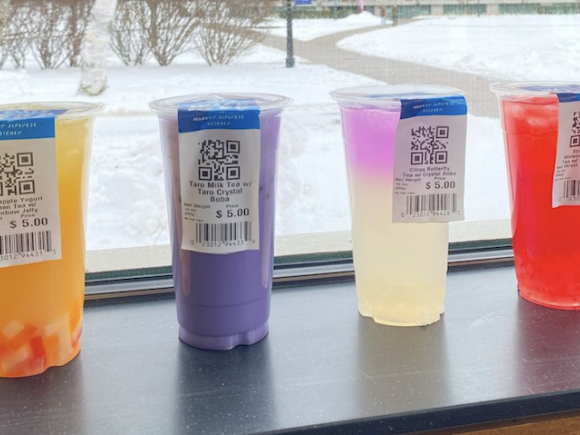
[194, 0, 272, 66]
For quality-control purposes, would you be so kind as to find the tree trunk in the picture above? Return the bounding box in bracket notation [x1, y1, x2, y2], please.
[79, 0, 118, 96]
[0, 0, 10, 47]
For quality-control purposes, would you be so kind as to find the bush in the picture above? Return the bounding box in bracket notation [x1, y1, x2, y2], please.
[27, 1, 72, 69]
[194, 0, 272, 66]
[110, 0, 150, 66]
[67, 0, 95, 67]
[0, 0, 31, 69]
[0, 0, 9, 47]
[110, 0, 199, 67]
[0, 0, 93, 70]
[143, 0, 200, 66]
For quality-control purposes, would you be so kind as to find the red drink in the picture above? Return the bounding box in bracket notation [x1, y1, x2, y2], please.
[497, 86, 580, 309]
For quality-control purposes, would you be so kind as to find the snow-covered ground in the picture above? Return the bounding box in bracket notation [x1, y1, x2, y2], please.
[338, 15, 580, 81]
[263, 11, 381, 41]
[0, 44, 385, 250]
[7, 13, 565, 251]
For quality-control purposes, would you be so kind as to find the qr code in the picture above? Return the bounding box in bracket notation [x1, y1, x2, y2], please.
[570, 112, 580, 148]
[198, 139, 241, 181]
[0, 152, 35, 197]
[410, 126, 449, 165]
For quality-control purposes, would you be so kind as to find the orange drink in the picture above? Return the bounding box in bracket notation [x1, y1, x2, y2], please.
[0, 103, 101, 377]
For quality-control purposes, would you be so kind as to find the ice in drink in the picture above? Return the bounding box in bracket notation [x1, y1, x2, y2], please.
[332, 86, 466, 326]
[493, 82, 580, 309]
[0, 103, 102, 377]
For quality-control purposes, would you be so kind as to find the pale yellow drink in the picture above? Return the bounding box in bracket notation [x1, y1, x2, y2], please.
[0, 103, 101, 378]
[332, 87, 449, 326]
[352, 173, 448, 326]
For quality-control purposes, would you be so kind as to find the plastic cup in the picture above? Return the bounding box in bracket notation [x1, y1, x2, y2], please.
[150, 93, 291, 350]
[0, 102, 102, 377]
[331, 85, 464, 326]
[492, 82, 580, 309]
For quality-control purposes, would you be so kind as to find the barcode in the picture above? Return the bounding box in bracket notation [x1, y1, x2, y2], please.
[406, 193, 458, 214]
[562, 180, 580, 198]
[195, 222, 251, 243]
[0, 231, 53, 255]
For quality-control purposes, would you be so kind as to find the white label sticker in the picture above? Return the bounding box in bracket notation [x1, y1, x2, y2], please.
[178, 103, 260, 254]
[553, 97, 580, 207]
[0, 112, 63, 268]
[392, 96, 467, 223]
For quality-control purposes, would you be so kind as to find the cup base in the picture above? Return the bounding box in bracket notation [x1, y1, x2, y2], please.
[0, 342, 81, 378]
[356, 278, 446, 327]
[359, 306, 443, 327]
[179, 322, 269, 351]
[518, 286, 580, 310]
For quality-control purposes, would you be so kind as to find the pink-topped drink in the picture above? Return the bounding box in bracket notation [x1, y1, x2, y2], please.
[332, 86, 464, 326]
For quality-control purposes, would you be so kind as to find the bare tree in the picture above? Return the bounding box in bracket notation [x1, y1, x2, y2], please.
[0, 0, 9, 47]
[79, 0, 118, 96]
[27, 1, 71, 70]
[109, 0, 150, 66]
[0, 0, 31, 69]
[68, 0, 95, 67]
[194, 0, 271, 66]
[142, 0, 200, 67]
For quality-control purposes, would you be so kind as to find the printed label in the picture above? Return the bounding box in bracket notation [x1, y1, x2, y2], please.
[178, 101, 260, 254]
[0, 110, 65, 268]
[553, 93, 580, 207]
[392, 96, 467, 223]
[522, 85, 580, 94]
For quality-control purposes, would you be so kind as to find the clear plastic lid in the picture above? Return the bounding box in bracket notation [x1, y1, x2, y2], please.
[149, 93, 293, 116]
[0, 102, 104, 119]
[490, 82, 580, 102]
[330, 85, 464, 109]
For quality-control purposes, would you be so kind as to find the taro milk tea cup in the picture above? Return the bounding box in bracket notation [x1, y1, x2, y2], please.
[150, 94, 292, 349]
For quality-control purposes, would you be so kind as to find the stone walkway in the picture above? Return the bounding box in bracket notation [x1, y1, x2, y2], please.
[256, 24, 500, 117]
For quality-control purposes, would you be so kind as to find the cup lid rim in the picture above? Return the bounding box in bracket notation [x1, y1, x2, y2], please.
[149, 93, 293, 115]
[490, 81, 580, 97]
[0, 102, 104, 119]
[330, 85, 465, 106]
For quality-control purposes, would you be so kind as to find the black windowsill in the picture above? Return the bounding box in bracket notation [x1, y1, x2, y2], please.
[2, 266, 580, 435]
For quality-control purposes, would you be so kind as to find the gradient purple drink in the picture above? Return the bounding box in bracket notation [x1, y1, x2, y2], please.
[331, 86, 460, 326]
[150, 94, 291, 350]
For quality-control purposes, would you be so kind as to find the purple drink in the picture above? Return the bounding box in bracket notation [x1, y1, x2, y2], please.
[150, 94, 291, 350]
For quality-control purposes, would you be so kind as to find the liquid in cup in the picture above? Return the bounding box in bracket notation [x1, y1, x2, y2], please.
[331, 86, 465, 326]
[0, 103, 102, 378]
[493, 82, 580, 309]
[150, 94, 291, 350]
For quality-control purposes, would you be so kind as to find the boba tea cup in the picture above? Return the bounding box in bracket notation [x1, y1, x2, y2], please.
[492, 82, 580, 309]
[331, 85, 466, 326]
[150, 94, 291, 350]
[0, 102, 102, 377]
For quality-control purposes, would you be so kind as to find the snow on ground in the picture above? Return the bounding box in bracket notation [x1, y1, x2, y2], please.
[0, 44, 382, 250]
[263, 11, 381, 41]
[0, 29, 514, 251]
[337, 15, 580, 81]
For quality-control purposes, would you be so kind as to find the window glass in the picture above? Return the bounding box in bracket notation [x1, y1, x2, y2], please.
[2, 0, 571, 263]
